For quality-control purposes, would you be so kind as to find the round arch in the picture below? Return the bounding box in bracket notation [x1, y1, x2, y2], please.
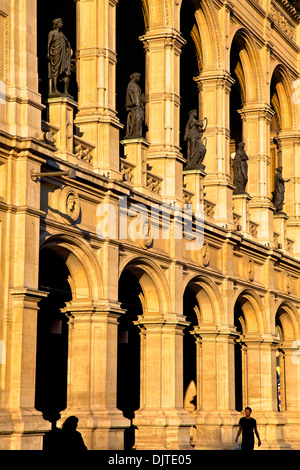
[270, 64, 295, 130]
[193, 0, 223, 70]
[40, 234, 104, 302]
[183, 274, 224, 326]
[233, 288, 266, 334]
[229, 27, 264, 103]
[119, 256, 171, 318]
[276, 300, 300, 342]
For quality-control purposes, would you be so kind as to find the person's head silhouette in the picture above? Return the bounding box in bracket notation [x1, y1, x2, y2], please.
[62, 415, 79, 432]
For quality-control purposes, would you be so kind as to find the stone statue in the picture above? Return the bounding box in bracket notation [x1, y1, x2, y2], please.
[125, 72, 146, 139]
[233, 142, 249, 194]
[48, 18, 73, 96]
[184, 109, 207, 171]
[272, 167, 290, 212]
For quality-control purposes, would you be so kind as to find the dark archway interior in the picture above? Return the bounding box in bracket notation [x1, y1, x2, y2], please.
[118, 269, 142, 450]
[180, 0, 200, 157]
[183, 284, 198, 411]
[35, 247, 72, 424]
[234, 301, 244, 412]
[116, 0, 146, 148]
[37, 0, 77, 119]
[230, 39, 243, 150]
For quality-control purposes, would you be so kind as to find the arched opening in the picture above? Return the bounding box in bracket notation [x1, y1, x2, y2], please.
[35, 247, 72, 426]
[118, 269, 142, 450]
[270, 66, 292, 196]
[234, 300, 245, 412]
[233, 290, 265, 411]
[183, 284, 199, 413]
[37, 0, 77, 119]
[229, 36, 244, 167]
[275, 303, 300, 413]
[180, 0, 201, 156]
[116, 0, 146, 145]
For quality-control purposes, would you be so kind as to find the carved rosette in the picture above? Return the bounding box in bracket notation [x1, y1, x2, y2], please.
[59, 186, 81, 224]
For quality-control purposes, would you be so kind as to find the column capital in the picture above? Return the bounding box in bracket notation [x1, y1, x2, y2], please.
[238, 103, 275, 123]
[140, 29, 186, 53]
[195, 70, 235, 92]
[10, 288, 48, 306]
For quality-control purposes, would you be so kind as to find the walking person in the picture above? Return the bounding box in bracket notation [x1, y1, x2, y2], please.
[235, 407, 261, 451]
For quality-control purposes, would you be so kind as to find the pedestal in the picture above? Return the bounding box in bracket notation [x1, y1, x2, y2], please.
[233, 193, 251, 233]
[273, 211, 288, 250]
[46, 96, 77, 161]
[183, 169, 206, 213]
[121, 138, 149, 191]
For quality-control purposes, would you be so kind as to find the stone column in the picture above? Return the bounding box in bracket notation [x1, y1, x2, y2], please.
[277, 344, 300, 448]
[1, 0, 43, 137]
[193, 326, 237, 449]
[281, 344, 300, 413]
[140, 30, 186, 204]
[74, 0, 122, 177]
[195, 71, 235, 227]
[3, 289, 48, 450]
[238, 104, 275, 243]
[62, 301, 128, 450]
[133, 319, 194, 450]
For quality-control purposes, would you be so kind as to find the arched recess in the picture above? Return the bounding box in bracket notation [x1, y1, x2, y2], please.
[37, 0, 77, 117]
[40, 234, 104, 301]
[270, 65, 295, 194]
[229, 29, 263, 156]
[180, 0, 202, 153]
[182, 275, 224, 413]
[116, 0, 146, 144]
[179, 0, 223, 147]
[233, 289, 266, 411]
[35, 235, 103, 426]
[275, 301, 300, 412]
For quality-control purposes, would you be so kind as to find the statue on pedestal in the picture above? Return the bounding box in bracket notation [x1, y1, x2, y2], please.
[272, 167, 290, 212]
[125, 73, 146, 139]
[48, 18, 73, 96]
[233, 142, 249, 194]
[184, 109, 207, 171]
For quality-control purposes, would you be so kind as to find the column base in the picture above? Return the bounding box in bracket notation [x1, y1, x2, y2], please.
[59, 408, 130, 450]
[0, 409, 49, 450]
[183, 169, 206, 212]
[133, 409, 194, 450]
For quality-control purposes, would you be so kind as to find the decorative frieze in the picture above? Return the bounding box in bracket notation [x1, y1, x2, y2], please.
[270, 2, 297, 40]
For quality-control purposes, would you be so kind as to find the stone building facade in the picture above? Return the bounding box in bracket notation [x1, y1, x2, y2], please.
[0, 0, 300, 450]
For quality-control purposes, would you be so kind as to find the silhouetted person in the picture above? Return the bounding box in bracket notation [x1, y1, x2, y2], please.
[43, 423, 63, 453]
[235, 407, 261, 451]
[60, 416, 87, 452]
